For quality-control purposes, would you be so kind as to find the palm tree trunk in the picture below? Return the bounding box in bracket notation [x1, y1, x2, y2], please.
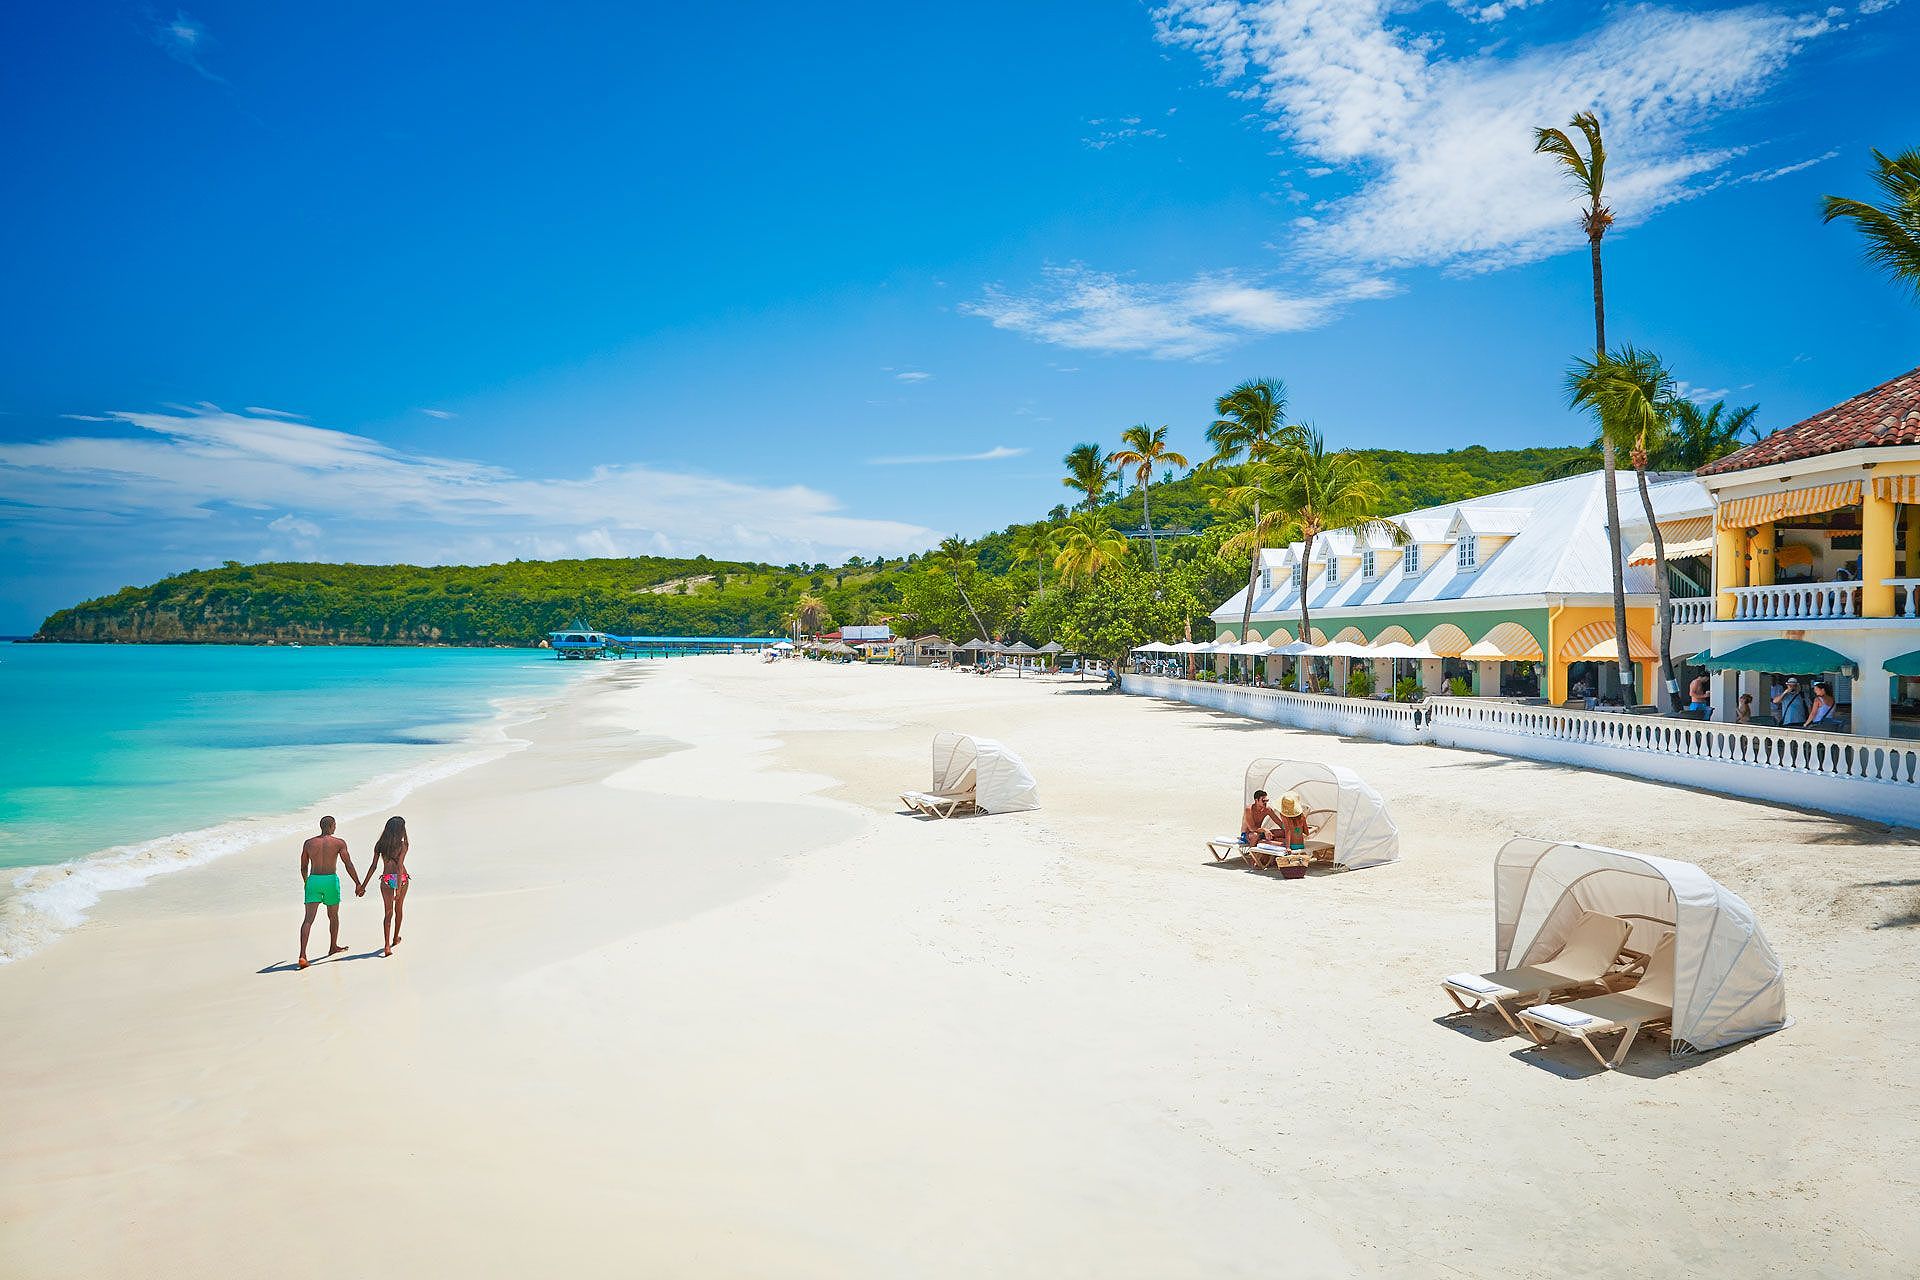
[1239, 496, 1261, 637]
[1297, 528, 1316, 688]
[1637, 466, 1676, 702]
[1590, 225, 1634, 701]
[1143, 480, 1159, 572]
[954, 581, 988, 642]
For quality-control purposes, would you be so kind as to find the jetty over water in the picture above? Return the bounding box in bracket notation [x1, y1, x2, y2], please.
[545, 625, 783, 659]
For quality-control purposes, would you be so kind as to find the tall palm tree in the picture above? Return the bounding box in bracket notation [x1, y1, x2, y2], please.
[1061, 443, 1114, 511]
[1111, 424, 1189, 572]
[1206, 377, 1302, 636]
[1009, 523, 1057, 596]
[1570, 346, 1680, 702]
[1052, 511, 1129, 589]
[1536, 110, 1634, 700]
[1662, 399, 1758, 470]
[1210, 468, 1296, 607]
[927, 536, 990, 640]
[1275, 429, 1397, 647]
[1822, 148, 1920, 301]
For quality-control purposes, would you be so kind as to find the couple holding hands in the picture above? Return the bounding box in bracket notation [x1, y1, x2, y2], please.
[296, 814, 413, 967]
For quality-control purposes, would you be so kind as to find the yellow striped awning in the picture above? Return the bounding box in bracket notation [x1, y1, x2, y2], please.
[1627, 515, 1715, 566]
[1873, 474, 1920, 504]
[1421, 623, 1472, 657]
[1461, 621, 1544, 661]
[1559, 620, 1657, 663]
[1715, 481, 1860, 530]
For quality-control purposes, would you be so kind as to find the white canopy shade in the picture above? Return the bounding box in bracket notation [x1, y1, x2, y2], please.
[1227, 641, 1272, 656]
[1493, 837, 1788, 1055]
[1370, 641, 1438, 660]
[1132, 641, 1178, 654]
[1269, 640, 1318, 656]
[929, 731, 1041, 815]
[1243, 758, 1400, 871]
[1169, 641, 1209, 653]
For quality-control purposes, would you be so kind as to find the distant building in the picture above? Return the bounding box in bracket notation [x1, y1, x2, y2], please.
[1210, 469, 1705, 705]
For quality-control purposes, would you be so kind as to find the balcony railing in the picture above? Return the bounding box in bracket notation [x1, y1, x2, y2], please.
[1727, 581, 1861, 621]
[1889, 578, 1920, 618]
[1670, 597, 1713, 626]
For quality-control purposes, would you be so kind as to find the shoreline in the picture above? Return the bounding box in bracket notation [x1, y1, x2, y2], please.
[0, 661, 608, 964]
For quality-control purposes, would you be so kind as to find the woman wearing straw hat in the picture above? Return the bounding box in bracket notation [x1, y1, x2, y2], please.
[1274, 792, 1310, 857]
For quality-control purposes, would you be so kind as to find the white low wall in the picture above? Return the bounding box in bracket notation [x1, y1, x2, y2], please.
[1122, 675, 1920, 827]
[1121, 676, 1434, 745]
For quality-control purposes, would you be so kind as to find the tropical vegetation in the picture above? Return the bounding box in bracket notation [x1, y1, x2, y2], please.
[1822, 147, 1920, 302]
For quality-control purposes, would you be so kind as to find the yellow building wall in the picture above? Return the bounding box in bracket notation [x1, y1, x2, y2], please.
[1547, 604, 1658, 703]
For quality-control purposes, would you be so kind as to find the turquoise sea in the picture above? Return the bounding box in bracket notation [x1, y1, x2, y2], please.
[0, 644, 588, 958]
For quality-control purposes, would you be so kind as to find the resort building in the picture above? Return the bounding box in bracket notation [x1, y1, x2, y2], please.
[1694, 365, 1920, 737]
[1209, 469, 1708, 706]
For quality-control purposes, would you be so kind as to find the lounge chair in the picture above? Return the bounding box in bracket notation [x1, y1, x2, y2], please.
[900, 788, 976, 819]
[1205, 835, 1308, 871]
[1518, 934, 1676, 1069]
[1441, 911, 1631, 1033]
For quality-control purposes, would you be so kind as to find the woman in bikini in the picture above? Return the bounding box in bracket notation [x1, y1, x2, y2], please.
[365, 815, 411, 956]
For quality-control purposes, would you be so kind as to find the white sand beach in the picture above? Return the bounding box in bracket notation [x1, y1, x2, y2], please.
[3, 657, 1917, 1278]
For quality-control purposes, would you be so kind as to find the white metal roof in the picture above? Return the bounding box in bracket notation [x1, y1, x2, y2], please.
[1215, 470, 1653, 623]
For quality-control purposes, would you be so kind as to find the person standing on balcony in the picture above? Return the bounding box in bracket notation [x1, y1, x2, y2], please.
[1808, 682, 1838, 729]
[1686, 673, 1711, 714]
[1774, 677, 1810, 727]
[1737, 693, 1754, 723]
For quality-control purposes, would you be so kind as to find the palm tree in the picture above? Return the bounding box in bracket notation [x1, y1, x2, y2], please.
[792, 593, 830, 638]
[1009, 523, 1057, 596]
[1061, 443, 1114, 511]
[1536, 110, 1634, 701]
[1662, 399, 1758, 470]
[1822, 148, 1920, 301]
[1275, 429, 1398, 647]
[1052, 511, 1129, 589]
[1111, 424, 1189, 572]
[1569, 346, 1680, 702]
[927, 536, 990, 640]
[1210, 468, 1296, 606]
[1206, 378, 1302, 636]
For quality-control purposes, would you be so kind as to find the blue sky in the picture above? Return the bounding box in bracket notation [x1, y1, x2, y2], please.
[1, 1, 1915, 632]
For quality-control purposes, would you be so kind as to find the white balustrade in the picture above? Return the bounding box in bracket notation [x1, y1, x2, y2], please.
[1669, 597, 1713, 625]
[1886, 577, 1920, 618]
[1728, 581, 1861, 621]
[1119, 675, 1920, 827]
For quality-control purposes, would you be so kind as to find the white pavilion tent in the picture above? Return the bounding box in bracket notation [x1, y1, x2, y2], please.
[928, 731, 1041, 815]
[1243, 758, 1400, 871]
[1493, 837, 1788, 1055]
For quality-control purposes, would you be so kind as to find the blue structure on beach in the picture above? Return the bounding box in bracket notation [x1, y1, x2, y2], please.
[545, 623, 781, 660]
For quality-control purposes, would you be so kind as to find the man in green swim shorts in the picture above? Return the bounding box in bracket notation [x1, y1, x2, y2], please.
[298, 816, 363, 969]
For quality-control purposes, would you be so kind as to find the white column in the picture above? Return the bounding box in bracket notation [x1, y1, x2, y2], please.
[1711, 669, 1741, 722]
[1476, 661, 1501, 697]
[1420, 658, 1446, 695]
[1853, 666, 1892, 738]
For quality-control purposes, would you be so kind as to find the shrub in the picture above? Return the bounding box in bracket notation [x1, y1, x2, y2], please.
[1394, 675, 1423, 702]
[1448, 675, 1473, 697]
[1346, 666, 1375, 697]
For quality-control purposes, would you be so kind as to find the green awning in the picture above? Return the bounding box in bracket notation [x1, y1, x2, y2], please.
[1885, 650, 1920, 677]
[1698, 639, 1857, 674]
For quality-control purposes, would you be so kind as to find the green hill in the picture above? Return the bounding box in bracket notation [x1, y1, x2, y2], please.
[36, 444, 1598, 649]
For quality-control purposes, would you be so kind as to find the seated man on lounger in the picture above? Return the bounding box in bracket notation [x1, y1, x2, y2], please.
[1241, 789, 1286, 852]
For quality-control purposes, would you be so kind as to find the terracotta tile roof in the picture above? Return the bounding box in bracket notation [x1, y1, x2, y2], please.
[1697, 366, 1920, 476]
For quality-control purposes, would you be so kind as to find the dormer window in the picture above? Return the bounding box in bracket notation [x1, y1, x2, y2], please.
[1291, 565, 1302, 588]
[1260, 566, 1272, 591]
[1403, 544, 1421, 575]
[1325, 557, 1339, 586]
[1457, 535, 1478, 570]
[1361, 550, 1376, 580]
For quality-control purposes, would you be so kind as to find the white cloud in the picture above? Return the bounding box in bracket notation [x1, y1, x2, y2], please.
[0, 405, 937, 570]
[420, 407, 458, 419]
[244, 406, 307, 420]
[866, 446, 1029, 466]
[151, 11, 225, 83]
[1154, 1, 1838, 272]
[1447, 0, 1550, 22]
[1676, 380, 1732, 403]
[1729, 148, 1841, 185]
[893, 371, 932, 383]
[961, 264, 1396, 359]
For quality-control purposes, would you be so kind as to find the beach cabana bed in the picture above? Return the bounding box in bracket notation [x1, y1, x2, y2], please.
[1491, 837, 1788, 1065]
[1209, 758, 1400, 871]
[901, 731, 1041, 819]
